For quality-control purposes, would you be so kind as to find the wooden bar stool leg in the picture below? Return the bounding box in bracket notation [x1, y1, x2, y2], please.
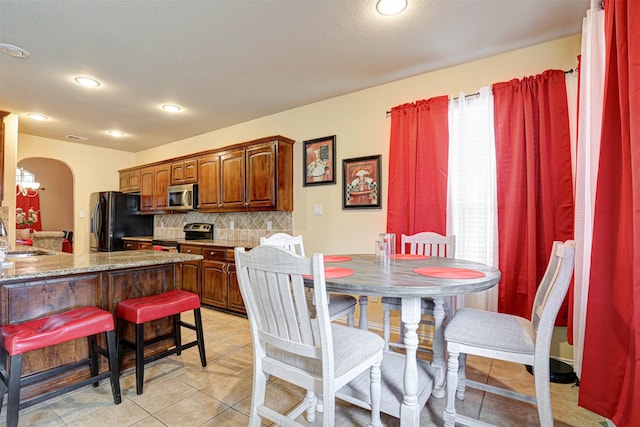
[194, 308, 207, 367]
[7, 354, 23, 427]
[135, 323, 145, 395]
[105, 329, 122, 404]
[89, 334, 100, 387]
[116, 318, 125, 374]
[174, 314, 182, 356]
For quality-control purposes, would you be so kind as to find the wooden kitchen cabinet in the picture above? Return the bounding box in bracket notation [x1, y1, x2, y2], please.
[140, 163, 171, 213]
[122, 239, 152, 250]
[219, 148, 246, 210]
[154, 164, 171, 210]
[198, 246, 245, 314]
[177, 245, 202, 296]
[197, 136, 294, 212]
[225, 249, 245, 314]
[245, 141, 277, 208]
[171, 158, 198, 185]
[123, 135, 294, 213]
[119, 168, 141, 193]
[197, 153, 221, 210]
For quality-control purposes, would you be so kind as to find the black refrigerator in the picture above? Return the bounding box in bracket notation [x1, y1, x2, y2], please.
[90, 191, 154, 252]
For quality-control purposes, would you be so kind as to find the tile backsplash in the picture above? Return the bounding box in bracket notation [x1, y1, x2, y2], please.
[154, 211, 292, 242]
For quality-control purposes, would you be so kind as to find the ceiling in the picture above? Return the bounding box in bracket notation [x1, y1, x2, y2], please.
[0, 0, 589, 153]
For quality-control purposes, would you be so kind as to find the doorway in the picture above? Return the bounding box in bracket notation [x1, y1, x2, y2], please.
[16, 158, 73, 249]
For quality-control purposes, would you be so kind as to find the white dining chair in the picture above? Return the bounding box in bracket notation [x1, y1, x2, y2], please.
[381, 232, 455, 350]
[443, 240, 576, 427]
[235, 245, 384, 427]
[260, 233, 357, 327]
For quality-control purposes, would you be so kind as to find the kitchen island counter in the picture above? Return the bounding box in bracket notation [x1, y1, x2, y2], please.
[0, 248, 204, 401]
[0, 247, 202, 283]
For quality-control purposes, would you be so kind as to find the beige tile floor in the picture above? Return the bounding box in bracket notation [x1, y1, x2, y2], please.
[1, 308, 609, 427]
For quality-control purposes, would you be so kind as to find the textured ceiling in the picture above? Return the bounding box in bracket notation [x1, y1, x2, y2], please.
[0, 0, 589, 152]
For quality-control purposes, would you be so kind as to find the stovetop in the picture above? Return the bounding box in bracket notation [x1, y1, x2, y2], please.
[151, 223, 214, 248]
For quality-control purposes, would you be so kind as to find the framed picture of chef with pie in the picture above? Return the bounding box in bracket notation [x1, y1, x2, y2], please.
[342, 155, 381, 209]
[303, 135, 336, 186]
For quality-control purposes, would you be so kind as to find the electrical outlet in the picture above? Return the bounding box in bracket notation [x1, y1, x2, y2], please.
[267, 220, 272, 230]
[229, 220, 234, 230]
[370, 296, 379, 303]
[313, 204, 323, 215]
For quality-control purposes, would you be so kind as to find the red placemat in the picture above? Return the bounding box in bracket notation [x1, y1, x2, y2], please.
[392, 254, 430, 260]
[413, 267, 485, 279]
[304, 267, 354, 279]
[324, 255, 352, 263]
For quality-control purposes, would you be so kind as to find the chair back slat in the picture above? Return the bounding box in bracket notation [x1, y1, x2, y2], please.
[531, 241, 575, 355]
[235, 245, 330, 363]
[401, 232, 456, 258]
[260, 233, 306, 256]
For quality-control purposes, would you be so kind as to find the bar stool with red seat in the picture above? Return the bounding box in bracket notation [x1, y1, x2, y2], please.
[116, 289, 206, 395]
[0, 306, 122, 427]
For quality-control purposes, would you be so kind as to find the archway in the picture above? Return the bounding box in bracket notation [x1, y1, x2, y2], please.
[16, 158, 73, 251]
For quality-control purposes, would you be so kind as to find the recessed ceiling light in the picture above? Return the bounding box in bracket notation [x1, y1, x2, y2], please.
[0, 43, 30, 58]
[74, 76, 101, 88]
[27, 113, 48, 121]
[376, 0, 407, 15]
[108, 130, 125, 137]
[162, 104, 182, 113]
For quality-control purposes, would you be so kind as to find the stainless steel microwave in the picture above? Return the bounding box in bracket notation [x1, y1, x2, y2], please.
[167, 183, 198, 210]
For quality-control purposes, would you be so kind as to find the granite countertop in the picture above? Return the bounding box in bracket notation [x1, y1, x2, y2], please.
[177, 238, 257, 249]
[121, 236, 154, 242]
[0, 247, 203, 283]
[123, 236, 257, 249]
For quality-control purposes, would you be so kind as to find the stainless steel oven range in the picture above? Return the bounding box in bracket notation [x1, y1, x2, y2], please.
[151, 223, 214, 252]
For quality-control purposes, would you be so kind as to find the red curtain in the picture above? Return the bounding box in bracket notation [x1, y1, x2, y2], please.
[15, 186, 42, 232]
[579, 1, 640, 425]
[492, 70, 574, 323]
[387, 97, 449, 249]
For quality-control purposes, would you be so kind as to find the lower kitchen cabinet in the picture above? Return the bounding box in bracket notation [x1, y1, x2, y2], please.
[177, 245, 202, 296]
[202, 258, 227, 309]
[226, 252, 245, 314]
[122, 239, 152, 250]
[179, 244, 245, 315]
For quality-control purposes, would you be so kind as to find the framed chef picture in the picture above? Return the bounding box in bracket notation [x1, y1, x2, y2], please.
[342, 155, 381, 209]
[303, 135, 336, 186]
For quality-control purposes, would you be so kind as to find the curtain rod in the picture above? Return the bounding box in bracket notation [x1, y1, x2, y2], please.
[385, 67, 577, 116]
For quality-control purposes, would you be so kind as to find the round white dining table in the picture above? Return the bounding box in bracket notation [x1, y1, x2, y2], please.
[318, 254, 501, 427]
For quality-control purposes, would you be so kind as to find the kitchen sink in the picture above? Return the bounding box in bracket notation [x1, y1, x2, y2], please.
[5, 250, 55, 258]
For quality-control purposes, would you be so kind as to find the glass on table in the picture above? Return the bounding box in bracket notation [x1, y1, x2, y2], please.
[375, 235, 395, 267]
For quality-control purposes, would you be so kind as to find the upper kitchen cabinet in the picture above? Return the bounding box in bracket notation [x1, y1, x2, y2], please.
[120, 135, 294, 214]
[219, 148, 246, 210]
[140, 163, 171, 213]
[119, 168, 141, 193]
[171, 158, 198, 185]
[198, 136, 294, 212]
[197, 153, 221, 210]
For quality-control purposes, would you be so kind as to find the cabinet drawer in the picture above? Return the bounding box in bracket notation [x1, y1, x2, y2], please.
[203, 247, 226, 261]
[138, 242, 153, 250]
[123, 241, 137, 250]
[180, 245, 202, 255]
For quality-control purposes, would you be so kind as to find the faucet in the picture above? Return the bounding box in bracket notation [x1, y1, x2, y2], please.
[0, 218, 7, 237]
